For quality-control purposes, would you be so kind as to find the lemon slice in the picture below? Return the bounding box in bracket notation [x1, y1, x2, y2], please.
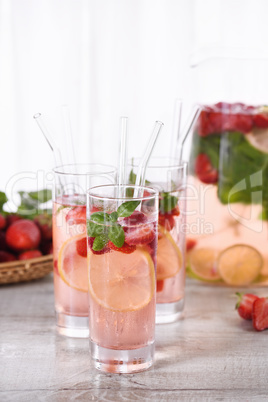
[88, 247, 155, 312]
[189, 248, 221, 282]
[218, 244, 263, 286]
[58, 234, 88, 292]
[156, 226, 182, 280]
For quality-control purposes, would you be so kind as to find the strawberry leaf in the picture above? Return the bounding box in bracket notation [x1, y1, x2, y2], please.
[117, 201, 140, 217]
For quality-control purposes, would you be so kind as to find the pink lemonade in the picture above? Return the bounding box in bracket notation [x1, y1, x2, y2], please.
[87, 185, 158, 373]
[156, 196, 185, 305]
[187, 102, 268, 286]
[53, 195, 89, 323]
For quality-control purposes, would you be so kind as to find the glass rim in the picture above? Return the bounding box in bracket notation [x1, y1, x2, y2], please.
[87, 184, 158, 201]
[129, 157, 188, 169]
[53, 163, 117, 177]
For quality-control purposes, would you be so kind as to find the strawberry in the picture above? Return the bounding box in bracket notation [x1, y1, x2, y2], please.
[76, 237, 87, 258]
[0, 250, 16, 262]
[253, 113, 268, 128]
[88, 237, 110, 255]
[34, 214, 52, 240]
[124, 223, 156, 246]
[108, 241, 136, 254]
[236, 292, 259, 320]
[66, 206, 86, 225]
[40, 240, 53, 255]
[19, 250, 42, 260]
[6, 219, 41, 251]
[158, 213, 175, 231]
[122, 211, 148, 225]
[6, 214, 22, 228]
[54, 260, 59, 276]
[157, 280, 164, 292]
[252, 297, 268, 331]
[198, 110, 214, 137]
[171, 206, 180, 216]
[195, 153, 218, 184]
[186, 238, 197, 252]
[0, 231, 7, 251]
[0, 213, 6, 230]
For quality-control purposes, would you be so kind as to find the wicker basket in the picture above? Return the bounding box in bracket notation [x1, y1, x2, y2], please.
[0, 255, 53, 285]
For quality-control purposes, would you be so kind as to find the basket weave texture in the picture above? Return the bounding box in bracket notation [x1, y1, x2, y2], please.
[0, 255, 53, 285]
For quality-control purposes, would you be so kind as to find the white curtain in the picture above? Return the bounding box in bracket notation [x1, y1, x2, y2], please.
[0, 0, 267, 194]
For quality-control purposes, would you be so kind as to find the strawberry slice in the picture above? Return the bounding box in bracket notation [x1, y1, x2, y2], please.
[157, 280, 164, 292]
[236, 292, 259, 320]
[252, 297, 268, 331]
[122, 211, 148, 225]
[66, 206, 86, 225]
[124, 223, 156, 246]
[195, 153, 218, 184]
[186, 238, 197, 252]
[253, 113, 268, 128]
[76, 236, 87, 258]
[159, 213, 175, 231]
[108, 241, 136, 254]
[88, 237, 110, 255]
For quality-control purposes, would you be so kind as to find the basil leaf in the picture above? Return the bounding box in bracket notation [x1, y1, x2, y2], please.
[28, 189, 52, 203]
[87, 221, 106, 237]
[0, 191, 8, 212]
[90, 211, 111, 224]
[93, 234, 109, 251]
[108, 224, 125, 248]
[159, 193, 178, 214]
[109, 211, 118, 222]
[117, 201, 140, 217]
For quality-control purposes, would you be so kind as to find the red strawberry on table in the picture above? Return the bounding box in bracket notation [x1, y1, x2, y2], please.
[236, 292, 259, 320]
[108, 241, 136, 254]
[195, 153, 218, 184]
[19, 250, 42, 260]
[252, 297, 268, 331]
[6, 219, 41, 251]
[0, 250, 16, 262]
[6, 214, 22, 228]
[76, 237, 87, 258]
[66, 206, 86, 225]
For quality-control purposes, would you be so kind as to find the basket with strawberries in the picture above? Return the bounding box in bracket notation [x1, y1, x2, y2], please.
[0, 189, 53, 284]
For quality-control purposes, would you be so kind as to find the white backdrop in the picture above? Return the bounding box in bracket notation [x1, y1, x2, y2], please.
[1, 0, 268, 194]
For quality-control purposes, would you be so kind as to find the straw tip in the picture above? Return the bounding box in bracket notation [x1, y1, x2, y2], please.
[33, 113, 41, 119]
[156, 121, 164, 126]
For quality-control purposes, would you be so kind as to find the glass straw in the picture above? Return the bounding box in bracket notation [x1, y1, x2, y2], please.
[134, 121, 164, 198]
[62, 105, 77, 167]
[117, 116, 128, 198]
[170, 98, 182, 161]
[177, 105, 201, 161]
[33, 113, 63, 168]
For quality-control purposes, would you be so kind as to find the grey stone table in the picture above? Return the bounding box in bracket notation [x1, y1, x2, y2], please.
[1, 274, 268, 401]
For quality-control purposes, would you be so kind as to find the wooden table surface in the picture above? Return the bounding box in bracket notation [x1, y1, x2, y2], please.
[1, 274, 268, 401]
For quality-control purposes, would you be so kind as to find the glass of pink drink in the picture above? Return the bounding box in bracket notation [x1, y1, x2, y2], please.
[53, 164, 116, 337]
[87, 184, 158, 373]
[129, 158, 188, 323]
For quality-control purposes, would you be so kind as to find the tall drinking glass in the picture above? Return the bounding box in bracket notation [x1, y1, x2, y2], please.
[53, 164, 117, 337]
[129, 158, 188, 324]
[87, 184, 158, 373]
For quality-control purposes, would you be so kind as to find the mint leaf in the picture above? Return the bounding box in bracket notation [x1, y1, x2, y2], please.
[117, 201, 140, 217]
[0, 191, 8, 212]
[108, 224, 125, 247]
[159, 193, 178, 214]
[87, 221, 107, 237]
[93, 234, 109, 251]
[109, 211, 118, 222]
[90, 211, 111, 224]
[28, 189, 52, 203]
